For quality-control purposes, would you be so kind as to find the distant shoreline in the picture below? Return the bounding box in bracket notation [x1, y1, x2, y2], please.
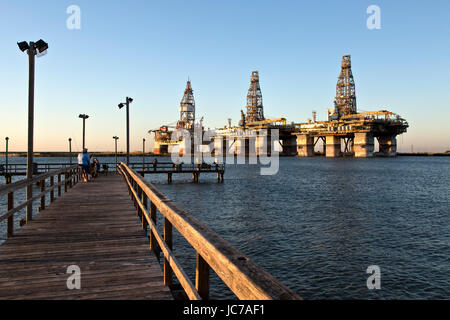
[0, 151, 449, 157]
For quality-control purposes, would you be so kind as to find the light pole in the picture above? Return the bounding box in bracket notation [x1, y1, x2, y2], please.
[68, 138, 72, 165]
[5, 137, 9, 178]
[79, 114, 89, 150]
[118, 97, 133, 165]
[143, 138, 146, 172]
[113, 136, 119, 170]
[18, 39, 48, 223]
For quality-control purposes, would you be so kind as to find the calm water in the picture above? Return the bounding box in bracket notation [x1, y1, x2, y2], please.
[1, 156, 449, 299]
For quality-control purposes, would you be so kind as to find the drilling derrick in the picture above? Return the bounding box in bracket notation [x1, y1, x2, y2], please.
[334, 55, 357, 118]
[177, 80, 195, 130]
[245, 71, 265, 123]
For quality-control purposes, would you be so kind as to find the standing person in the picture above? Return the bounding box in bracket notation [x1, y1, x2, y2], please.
[77, 148, 91, 182]
[92, 158, 101, 178]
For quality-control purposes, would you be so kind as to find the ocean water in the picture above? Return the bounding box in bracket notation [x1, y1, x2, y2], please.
[1, 156, 449, 299]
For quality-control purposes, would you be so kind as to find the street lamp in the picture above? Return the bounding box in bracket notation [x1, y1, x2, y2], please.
[18, 39, 48, 223]
[68, 138, 72, 165]
[143, 138, 146, 172]
[78, 114, 89, 150]
[118, 97, 133, 165]
[5, 137, 9, 177]
[113, 136, 119, 170]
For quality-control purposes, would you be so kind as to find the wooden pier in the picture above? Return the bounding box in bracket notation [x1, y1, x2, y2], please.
[0, 173, 172, 299]
[0, 163, 299, 300]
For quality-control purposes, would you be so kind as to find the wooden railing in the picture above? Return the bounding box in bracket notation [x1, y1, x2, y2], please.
[0, 161, 224, 177]
[118, 162, 301, 300]
[0, 165, 80, 238]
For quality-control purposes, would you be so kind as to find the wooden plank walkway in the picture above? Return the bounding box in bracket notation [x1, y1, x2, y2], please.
[0, 173, 173, 300]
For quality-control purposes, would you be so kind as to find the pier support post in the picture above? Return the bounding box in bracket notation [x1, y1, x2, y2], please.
[167, 173, 172, 184]
[377, 135, 397, 157]
[326, 136, 342, 157]
[296, 134, 314, 157]
[354, 133, 375, 158]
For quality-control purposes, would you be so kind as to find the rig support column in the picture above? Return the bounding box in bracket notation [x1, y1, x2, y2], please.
[296, 134, 314, 157]
[235, 136, 249, 158]
[353, 133, 374, 158]
[214, 136, 227, 159]
[326, 136, 341, 158]
[256, 131, 272, 157]
[280, 135, 297, 156]
[378, 135, 397, 157]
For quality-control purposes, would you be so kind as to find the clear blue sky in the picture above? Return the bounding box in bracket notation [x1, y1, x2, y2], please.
[0, 0, 449, 152]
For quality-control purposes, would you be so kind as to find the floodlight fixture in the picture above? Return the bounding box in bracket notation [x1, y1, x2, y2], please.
[17, 41, 29, 52]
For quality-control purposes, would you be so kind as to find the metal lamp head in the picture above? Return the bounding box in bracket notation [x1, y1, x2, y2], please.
[118, 103, 124, 109]
[35, 39, 48, 53]
[17, 41, 30, 52]
[127, 97, 133, 103]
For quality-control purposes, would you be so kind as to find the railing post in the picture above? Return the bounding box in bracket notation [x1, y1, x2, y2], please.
[40, 179, 45, 211]
[150, 201, 159, 258]
[64, 172, 68, 193]
[196, 253, 210, 300]
[164, 217, 173, 288]
[142, 193, 148, 231]
[6, 175, 14, 239]
[136, 185, 142, 218]
[69, 170, 73, 188]
[50, 176, 55, 203]
[58, 173, 62, 197]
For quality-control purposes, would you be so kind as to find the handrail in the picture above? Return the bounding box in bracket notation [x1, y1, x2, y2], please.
[0, 165, 78, 196]
[0, 165, 81, 238]
[118, 162, 301, 300]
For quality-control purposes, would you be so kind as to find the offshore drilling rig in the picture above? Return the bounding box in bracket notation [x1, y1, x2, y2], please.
[151, 80, 202, 155]
[213, 71, 297, 157]
[294, 55, 409, 157]
[151, 55, 408, 158]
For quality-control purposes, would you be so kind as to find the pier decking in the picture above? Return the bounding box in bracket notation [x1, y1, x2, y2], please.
[0, 174, 172, 299]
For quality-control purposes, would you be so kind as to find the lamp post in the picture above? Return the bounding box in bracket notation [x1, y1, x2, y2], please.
[113, 136, 119, 170]
[143, 138, 146, 173]
[68, 138, 72, 165]
[5, 137, 9, 178]
[78, 114, 89, 150]
[118, 97, 133, 165]
[18, 39, 48, 223]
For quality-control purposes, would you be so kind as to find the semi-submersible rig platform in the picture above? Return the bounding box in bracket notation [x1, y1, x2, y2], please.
[151, 55, 409, 158]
